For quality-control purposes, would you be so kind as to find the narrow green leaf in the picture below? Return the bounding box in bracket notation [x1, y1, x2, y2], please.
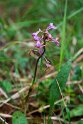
[59, 0, 68, 68]
[49, 61, 71, 112]
[12, 111, 28, 124]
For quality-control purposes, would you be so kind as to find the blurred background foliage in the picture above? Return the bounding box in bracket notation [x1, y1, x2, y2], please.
[0, 0, 83, 40]
[0, 0, 83, 123]
[0, 0, 83, 67]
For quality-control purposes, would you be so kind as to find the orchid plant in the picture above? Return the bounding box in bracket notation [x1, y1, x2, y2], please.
[25, 23, 59, 102]
[32, 23, 59, 49]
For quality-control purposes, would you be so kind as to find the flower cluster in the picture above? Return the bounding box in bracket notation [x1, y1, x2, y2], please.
[32, 23, 59, 50]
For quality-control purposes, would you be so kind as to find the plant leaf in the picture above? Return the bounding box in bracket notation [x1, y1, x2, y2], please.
[70, 105, 83, 118]
[0, 80, 12, 93]
[12, 111, 28, 124]
[49, 61, 71, 112]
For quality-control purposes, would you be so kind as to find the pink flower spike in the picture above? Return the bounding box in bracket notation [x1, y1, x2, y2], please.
[35, 41, 42, 48]
[52, 38, 59, 46]
[46, 23, 57, 30]
[33, 35, 40, 41]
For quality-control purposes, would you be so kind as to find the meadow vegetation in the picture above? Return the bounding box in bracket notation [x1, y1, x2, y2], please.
[0, 0, 83, 124]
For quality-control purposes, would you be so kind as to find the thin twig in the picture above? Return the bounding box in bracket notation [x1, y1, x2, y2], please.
[0, 113, 12, 118]
[0, 116, 8, 124]
[27, 96, 69, 115]
[71, 48, 83, 62]
[0, 86, 28, 107]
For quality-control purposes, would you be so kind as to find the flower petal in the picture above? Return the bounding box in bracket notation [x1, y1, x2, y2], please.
[33, 35, 40, 41]
[35, 41, 42, 48]
[52, 38, 59, 46]
[38, 48, 43, 54]
[32, 29, 42, 41]
[46, 23, 57, 30]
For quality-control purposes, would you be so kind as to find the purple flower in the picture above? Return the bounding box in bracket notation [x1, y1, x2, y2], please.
[33, 35, 40, 41]
[32, 23, 59, 49]
[46, 23, 57, 30]
[38, 48, 43, 54]
[44, 31, 52, 41]
[35, 41, 42, 48]
[32, 29, 41, 41]
[32, 29, 41, 36]
[47, 32, 52, 40]
[52, 38, 59, 46]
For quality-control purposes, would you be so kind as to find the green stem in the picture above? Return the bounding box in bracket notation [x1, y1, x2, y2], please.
[25, 38, 46, 102]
